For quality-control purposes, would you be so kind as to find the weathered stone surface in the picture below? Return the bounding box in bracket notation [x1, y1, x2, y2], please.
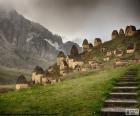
[112, 30, 119, 39]
[57, 51, 66, 58]
[82, 39, 89, 52]
[101, 48, 106, 53]
[113, 49, 124, 57]
[57, 51, 66, 66]
[32, 66, 44, 84]
[70, 45, 79, 57]
[33, 66, 44, 75]
[94, 38, 102, 46]
[101, 69, 139, 115]
[103, 57, 110, 62]
[16, 75, 28, 90]
[126, 43, 135, 54]
[66, 56, 83, 69]
[82, 39, 89, 45]
[115, 60, 128, 67]
[59, 60, 69, 76]
[106, 51, 112, 56]
[119, 28, 125, 37]
[125, 25, 136, 37]
[89, 43, 93, 49]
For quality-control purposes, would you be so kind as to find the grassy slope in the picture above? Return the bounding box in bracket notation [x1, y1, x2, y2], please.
[0, 67, 127, 116]
[81, 35, 140, 62]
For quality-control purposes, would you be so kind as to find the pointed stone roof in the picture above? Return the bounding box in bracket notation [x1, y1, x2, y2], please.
[125, 25, 136, 33]
[16, 75, 27, 84]
[112, 30, 119, 35]
[33, 66, 44, 74]
[119, 29, 125, 36]
[57, 51, 66, 58]
[82, 39, 89, 45]
[95, 38, 102, 42]
[112, 30, 119, 39]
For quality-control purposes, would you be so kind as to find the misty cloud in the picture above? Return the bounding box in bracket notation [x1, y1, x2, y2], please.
[0, 0, 140, 45]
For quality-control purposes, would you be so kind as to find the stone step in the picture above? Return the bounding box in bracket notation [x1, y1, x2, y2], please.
[115, 82, 138, 86]
[113, 87, 138, 89]
[104, 99, 138, 107]
[126, 73, 137, 75]
[118, 78, 136, 82]
[101, 107, 139, 116]
[124, 74, 136, 77]
[127, 69, 137, 71]
[127, 70, 137, 73]
[112, 87, 138, 92]
[109, 92, 137, 99]
[121, 76, 136, 78]
[120, 76, 136, 79]
[100, 69, 139, 116]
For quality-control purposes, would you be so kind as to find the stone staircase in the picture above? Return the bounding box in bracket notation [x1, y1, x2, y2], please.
[101, 69, 139, 116]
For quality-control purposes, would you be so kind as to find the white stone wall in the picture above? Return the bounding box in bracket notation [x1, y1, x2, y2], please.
[107, 51, 112, 56]
[16, 84, 28, 90]
[115, 61, 128, 66]
[103, 57, 110, 62]
[32, 73, 44, 84]
[57, 57, 66, 66]
[126, 49, 135, 54]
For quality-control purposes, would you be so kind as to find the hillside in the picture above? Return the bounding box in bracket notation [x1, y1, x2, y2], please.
[0, 67, 128, 116]
[0, 6, 81, 69]
[81, 26, 140, 62]
[0, 67, 31, 84]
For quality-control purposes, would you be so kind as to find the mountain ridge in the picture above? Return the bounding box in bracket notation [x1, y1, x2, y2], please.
[0, 8, 81, 69]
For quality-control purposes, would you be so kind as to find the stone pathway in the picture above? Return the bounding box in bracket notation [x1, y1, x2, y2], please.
[101, 69, 139, 116]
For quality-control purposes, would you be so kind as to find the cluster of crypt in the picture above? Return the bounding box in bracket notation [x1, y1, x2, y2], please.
[15, 25, 140, 90]
[56, 51, 102, 76]
[81, 25, 140, 66]
[16, 66, 60, 90]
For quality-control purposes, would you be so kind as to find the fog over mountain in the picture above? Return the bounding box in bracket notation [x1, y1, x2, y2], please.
[0, 0, 139, 45]
[0, 6, 81, 69]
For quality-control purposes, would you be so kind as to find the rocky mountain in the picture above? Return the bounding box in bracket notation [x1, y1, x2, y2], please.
[0, 7, 81, 69]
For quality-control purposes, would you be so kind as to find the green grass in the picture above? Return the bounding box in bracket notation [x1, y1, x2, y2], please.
[0, 67, 127, 116]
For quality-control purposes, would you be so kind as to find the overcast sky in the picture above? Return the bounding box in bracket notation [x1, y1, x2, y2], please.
[0, 0, 140, 45]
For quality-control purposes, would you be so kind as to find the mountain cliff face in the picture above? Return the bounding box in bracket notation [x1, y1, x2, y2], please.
[0, 7, 81, 69]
